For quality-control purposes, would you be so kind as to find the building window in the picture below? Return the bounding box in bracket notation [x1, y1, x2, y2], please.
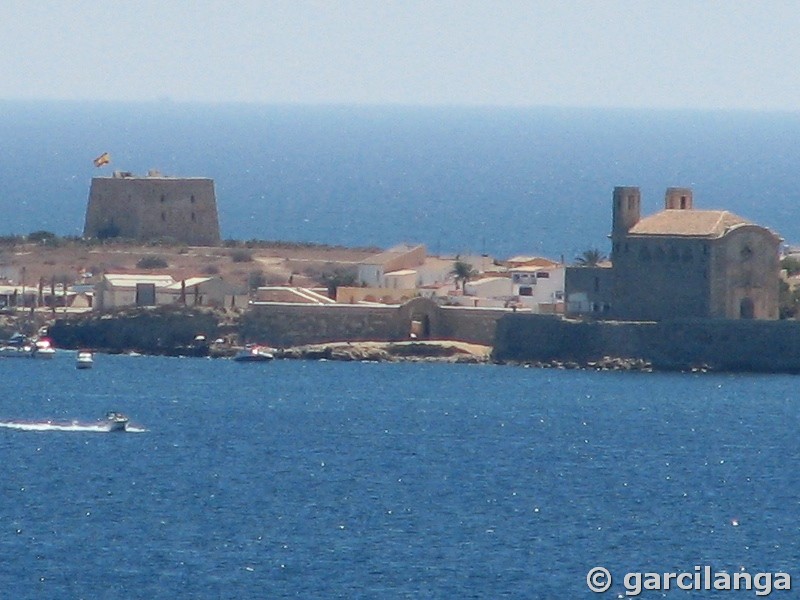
[519, 286, 533, 296]
[512, 274, 520, 283]
[161, 212, 166, 222]
[594, 277, 600, 292]
[191, 212, 196, 222]
[627, 196, 635, 210]
[680, 196, 687, 209]
[536, 272, 549, 279]
[741, 245, 753, 261]
[190, 195, 196, 204]
[160, 194, 165, 203]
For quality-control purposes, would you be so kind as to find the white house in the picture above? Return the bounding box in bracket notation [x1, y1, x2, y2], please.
[509, 266, 565, 313]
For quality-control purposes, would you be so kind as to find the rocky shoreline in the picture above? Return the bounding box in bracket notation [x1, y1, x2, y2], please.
[275, 340, 492, 364]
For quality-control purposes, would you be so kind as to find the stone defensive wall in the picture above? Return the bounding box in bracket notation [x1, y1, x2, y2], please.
[493, 314, 800, 373]
[241, 297, 508, 347]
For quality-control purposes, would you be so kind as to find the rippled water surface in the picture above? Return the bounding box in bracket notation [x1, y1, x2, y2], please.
[0, 353, 798, 598]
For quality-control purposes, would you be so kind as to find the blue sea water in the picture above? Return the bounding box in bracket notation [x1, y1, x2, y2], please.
[0, 353, 799, 598]
[2, 101, 800, 258]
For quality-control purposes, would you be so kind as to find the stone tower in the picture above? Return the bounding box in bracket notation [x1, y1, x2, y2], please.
[611, 186, 641, 265]
[83, 171, 221, 246]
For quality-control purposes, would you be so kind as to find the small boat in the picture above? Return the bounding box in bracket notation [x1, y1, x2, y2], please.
[76, 350, 94, 369]
[0, 333, 34, 358]
[0, 344, 33, 358]
[32, 338, 56, 359]
[105, 411, 129, 432]
[233, 345, 274, 362]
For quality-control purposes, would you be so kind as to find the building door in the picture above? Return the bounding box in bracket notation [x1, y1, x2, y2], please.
[739, 297, 755, 319]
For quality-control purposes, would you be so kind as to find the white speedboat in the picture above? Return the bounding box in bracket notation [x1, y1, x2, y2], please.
[233, 345, 275, 362]
[76, 351, 94, 369]
[105, 412, 129, 432]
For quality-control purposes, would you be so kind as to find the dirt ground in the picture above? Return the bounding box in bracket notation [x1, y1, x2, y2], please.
[0, 240, 380, 290]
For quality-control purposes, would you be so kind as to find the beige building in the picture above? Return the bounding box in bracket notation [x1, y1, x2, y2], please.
[95, 274, 245, 311]
[571, 186, 781, 320]
[84, 170, 221, 246]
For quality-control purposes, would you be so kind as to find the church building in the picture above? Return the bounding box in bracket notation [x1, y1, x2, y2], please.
[566, 186, 781, 320]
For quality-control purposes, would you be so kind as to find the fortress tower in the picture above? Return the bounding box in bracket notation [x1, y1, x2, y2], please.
[83, 171, 221, 246]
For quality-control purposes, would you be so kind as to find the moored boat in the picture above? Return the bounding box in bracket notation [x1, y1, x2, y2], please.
[32, 338, 56, 359]
[233, 345, 275, 362]
[76, 350, 94, 369]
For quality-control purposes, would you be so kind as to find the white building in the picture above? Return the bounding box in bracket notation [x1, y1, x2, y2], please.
[95, 274, 245, 311]
[509, 266, 565, 313]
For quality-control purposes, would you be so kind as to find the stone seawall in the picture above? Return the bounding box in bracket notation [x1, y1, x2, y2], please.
[493, 314, 800, 373]
[242, 298, 508, 347]
[50, 307, 221, 355]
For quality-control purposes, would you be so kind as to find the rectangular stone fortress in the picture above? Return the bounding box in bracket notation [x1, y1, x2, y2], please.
[83, 170, 221, 246]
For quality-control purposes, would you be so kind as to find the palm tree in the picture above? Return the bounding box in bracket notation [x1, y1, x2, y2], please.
[575, 248, 607, 267]
[450, 260, 476, 292]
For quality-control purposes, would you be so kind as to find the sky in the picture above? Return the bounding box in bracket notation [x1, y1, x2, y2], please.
[3, 0, 800, 111]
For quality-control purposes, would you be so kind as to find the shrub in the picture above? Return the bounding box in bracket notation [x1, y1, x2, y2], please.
[247, 270, 266, 290]
[230, 249, 254, 263]
[136, 255, 168, 269]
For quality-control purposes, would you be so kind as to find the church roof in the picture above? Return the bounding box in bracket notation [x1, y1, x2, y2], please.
[628, 209, 751, 238]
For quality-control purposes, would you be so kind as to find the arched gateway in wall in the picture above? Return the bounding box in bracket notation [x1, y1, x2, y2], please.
[397, 297, 441, 340]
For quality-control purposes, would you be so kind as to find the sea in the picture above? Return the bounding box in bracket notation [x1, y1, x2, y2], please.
[2, 101, 800, 258]
[2, 102, 800, 598]
[0, 354, 798, 598]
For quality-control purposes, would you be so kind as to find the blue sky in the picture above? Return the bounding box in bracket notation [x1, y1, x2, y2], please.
[3, 0, 800, 110]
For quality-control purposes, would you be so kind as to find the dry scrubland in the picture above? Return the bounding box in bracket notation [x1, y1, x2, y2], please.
[0, 237, 380, 290]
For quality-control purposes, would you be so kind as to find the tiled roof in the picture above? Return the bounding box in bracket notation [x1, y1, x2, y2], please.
[628, 210, 750, 237]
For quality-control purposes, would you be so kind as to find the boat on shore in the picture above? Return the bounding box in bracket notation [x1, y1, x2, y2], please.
[76, 350, 94, 369]
[233, 345, 275, 362]
[105, 412, 129, 432]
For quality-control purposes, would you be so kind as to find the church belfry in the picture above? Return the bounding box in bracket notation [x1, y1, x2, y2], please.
[611, 186, 641, 241]
[664, 187, 693, 210]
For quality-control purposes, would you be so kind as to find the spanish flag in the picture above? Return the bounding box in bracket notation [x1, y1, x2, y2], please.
[93, 152, 111, 167]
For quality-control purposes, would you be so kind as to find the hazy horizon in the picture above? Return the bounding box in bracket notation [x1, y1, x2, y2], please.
[5, 1, 800, 111]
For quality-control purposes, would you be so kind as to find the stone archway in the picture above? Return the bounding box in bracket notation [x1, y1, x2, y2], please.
[397, 297, 441, 340]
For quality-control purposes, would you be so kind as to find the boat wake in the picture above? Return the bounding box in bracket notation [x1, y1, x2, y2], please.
[0, 420, 146, 433]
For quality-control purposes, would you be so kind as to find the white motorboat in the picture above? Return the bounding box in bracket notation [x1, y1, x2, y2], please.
[0, 332, 33, 358]
[233, 345, 275, 362]
[32, 338, 56, 359]
[76, 351, 94, 369]
[0, 345, 33, 358]
[105, 412, 129, 432]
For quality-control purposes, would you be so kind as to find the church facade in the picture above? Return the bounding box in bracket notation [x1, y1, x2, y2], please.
[567, 186, 781, 321]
